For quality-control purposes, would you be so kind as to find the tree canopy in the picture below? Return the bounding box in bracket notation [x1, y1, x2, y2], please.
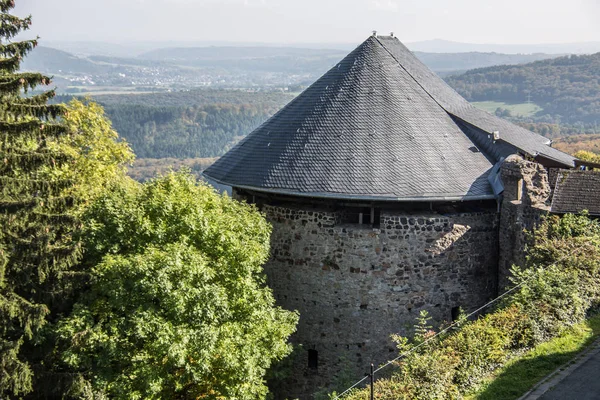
[54, 172, 298, 399]
[0, 1, 78, 395]
[0, 3, 134, 395]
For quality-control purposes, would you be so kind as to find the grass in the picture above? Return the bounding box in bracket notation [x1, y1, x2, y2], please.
[466, 314, 600, 400]
[472, 101, 542, 118]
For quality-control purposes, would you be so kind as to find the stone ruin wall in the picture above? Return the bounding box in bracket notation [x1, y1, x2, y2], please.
[498, 155, 552, 290]
[225, 155, 553, 398]
[255, 201, 499, 399]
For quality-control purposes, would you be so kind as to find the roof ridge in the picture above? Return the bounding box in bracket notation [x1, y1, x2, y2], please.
[374, 36, 451, 119]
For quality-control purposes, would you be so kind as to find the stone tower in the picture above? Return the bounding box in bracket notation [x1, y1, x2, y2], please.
[203, 35, 574, 398]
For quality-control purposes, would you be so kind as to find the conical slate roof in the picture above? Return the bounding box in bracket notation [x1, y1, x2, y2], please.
[204, 35, 574, 201]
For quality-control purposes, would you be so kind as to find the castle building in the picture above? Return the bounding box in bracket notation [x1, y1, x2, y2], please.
[203, 34, 575, 398]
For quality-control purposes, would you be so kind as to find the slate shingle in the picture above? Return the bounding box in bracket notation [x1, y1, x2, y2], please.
[203, 35, 575, 201]
[551, 170, 600, 215]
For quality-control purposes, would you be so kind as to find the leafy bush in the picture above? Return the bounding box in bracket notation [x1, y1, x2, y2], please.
[53, 172, 298, 399]
[344, 213, 600, 400]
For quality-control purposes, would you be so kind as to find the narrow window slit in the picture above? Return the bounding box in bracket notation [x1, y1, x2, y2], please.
[308, 349, 318, 370]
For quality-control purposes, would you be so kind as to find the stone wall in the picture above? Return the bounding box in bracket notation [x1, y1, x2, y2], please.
[498, 155, 551, 290]
[257, 202, 499, 399]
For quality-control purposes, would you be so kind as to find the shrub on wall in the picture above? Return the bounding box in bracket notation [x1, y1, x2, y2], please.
[343, 213, 600, 400]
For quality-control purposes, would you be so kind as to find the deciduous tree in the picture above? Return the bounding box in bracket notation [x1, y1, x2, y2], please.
[55, 172, 298, 399]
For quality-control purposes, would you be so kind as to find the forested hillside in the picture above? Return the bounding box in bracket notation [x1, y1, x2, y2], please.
[446, 53, 600, 125]
[56, 91, 293, 159]
[414, 51, 558, 76]
[105, 103, 271, 158]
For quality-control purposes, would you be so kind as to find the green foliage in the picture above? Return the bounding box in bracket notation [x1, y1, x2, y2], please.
[574, 150, 600, 164]
[54, 172, 298, 399]
[45, 99, 135, 208]
[0, 4, 134, 395]
[468, 315, 600, 400]
[510, 213, 600, 342]
[312, 355, 362, 400]
[344, 213, 600, 400]
[446, 53, 600, 128]
[412, 310, 434, 346]
[0, 3, 76, 396]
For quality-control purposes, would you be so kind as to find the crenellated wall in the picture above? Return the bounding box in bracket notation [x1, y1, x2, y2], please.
[254, 202, 499, 399]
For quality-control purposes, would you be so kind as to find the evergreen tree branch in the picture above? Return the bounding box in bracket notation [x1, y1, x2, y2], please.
[0, 72, 52, 94]
[0, 13, 32, 40]
[0, 54, 21, 73]
[0, 39, 37, 58]
[0, 1, 16, 14]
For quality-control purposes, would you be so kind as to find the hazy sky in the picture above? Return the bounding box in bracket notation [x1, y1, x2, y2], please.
[12, 0, 600, 45]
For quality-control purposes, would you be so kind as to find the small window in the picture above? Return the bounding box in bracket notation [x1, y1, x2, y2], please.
[308, 349, 318, 370]
[340, 206, 380, 227]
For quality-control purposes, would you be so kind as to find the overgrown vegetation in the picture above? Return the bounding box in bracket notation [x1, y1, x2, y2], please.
[342, 213, 600, 400]
[466, 315, 600, 400]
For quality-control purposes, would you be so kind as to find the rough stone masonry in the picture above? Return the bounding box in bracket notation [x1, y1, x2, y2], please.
[259, 203, 499, 398]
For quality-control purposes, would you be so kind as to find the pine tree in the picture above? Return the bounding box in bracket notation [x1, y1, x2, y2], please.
[0, 1, 82, 396]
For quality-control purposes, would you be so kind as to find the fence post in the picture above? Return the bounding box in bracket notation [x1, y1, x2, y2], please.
[370, 363, 374, 400]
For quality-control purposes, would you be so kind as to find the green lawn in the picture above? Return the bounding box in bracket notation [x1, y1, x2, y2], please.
[466, 314, 600, 400]
[472, 101, 542, 118]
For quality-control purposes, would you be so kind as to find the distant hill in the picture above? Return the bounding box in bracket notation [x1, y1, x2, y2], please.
[88, 90, 294, 108]
[139, 46, 347, 61]
[408, 39, 600, 55]
[138, 46, 346, 74]
[138, 46, 560, 75]
[45, 39, 600, 57]
[413, 51, 560, 76]
[445, 53, 600, 126]
[21, 46, 107, 75]
[25, 45, 562, 87]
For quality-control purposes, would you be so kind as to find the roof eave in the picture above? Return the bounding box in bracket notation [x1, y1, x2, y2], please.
[203, 173, 497, 203]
